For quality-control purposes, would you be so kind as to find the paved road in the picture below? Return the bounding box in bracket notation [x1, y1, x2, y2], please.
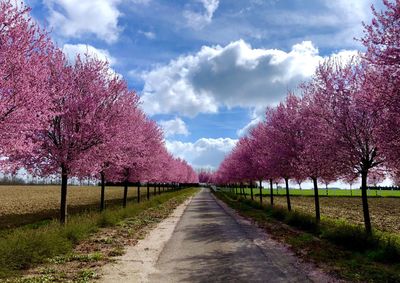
[148, 188, 312, 283]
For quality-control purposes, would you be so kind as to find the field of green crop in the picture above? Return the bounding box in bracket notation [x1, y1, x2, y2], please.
[234, 187, 400, 197]
[222, 187, 400, 234]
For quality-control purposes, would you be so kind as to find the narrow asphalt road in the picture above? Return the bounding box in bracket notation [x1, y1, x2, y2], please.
[148, 188, 312, 283]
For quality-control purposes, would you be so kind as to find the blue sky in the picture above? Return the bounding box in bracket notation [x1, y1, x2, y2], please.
[26, 0, 382, 170]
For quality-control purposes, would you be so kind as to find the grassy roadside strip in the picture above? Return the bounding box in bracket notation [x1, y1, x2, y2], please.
[214, 191, 400, 283]
[0, 188, 198, 281]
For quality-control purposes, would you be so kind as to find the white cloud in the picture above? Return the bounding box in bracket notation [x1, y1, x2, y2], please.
[234, 49, 358, 137]
[237, 117, 261, 137]
[166, 138, 237, 169]
[131, 0, 151, 4]
[321, 0, 381, 46]
[44, 0, 154, 42]
[138, 30, 156, 39]
[44, 0, 121, 43]
[184, 0, 219, 29]
[236, 105, 266, 137]
[159, 117, 190, 137]
[62, 44, 116, 65]
[128, 69, 144, 83]
[141, 40, 359, 120]
[141, 40, 323, 117]
[325, 0, 371, 24]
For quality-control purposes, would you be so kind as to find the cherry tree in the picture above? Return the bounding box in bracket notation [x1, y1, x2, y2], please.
[86, 85, 141, 211]
[198, 169, 214, 183]
[107, 116, 164, 206]
[361, 0, 400, 175]
[368, 168, 386, 187]
[266, 94, 303, 211]
[298, 82, 342, 222]
[392, 171, 400, 187]
[310, 59, 384, 233]
[10, 54, 130, 223]
[247, 122, 279, 206]
[342, 172, 359, 196]
[0, 0, 54, 162]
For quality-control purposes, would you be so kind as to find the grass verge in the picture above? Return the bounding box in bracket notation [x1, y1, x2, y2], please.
[0, 188, 198, 280]
[215, 191, 400, 283]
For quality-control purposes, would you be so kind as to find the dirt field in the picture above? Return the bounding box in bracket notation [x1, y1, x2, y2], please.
[269, 196, 400, 234]
[0, 185, 163, 228]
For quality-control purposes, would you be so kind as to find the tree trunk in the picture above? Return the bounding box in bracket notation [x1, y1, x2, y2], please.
[158, 184, 161, 195]
[312, 177, 320, 223]
[285, 178, 291, 211]
[153, 185, 156, 195]
[269, 179, 274, 206]
[60, 166, 68, 224]
[147, 183, 150, 200]
[100, 171, 105, 212]
[123, 180, 128, 208]
[361, 171, 372, 234]
[250, 181, 254, 200]
[259, 180, 263, 205]
[137, 183, 141, 203]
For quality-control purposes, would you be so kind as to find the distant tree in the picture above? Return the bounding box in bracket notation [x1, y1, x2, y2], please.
[342, 172, 359, 193]
[368, 168, 386, 187]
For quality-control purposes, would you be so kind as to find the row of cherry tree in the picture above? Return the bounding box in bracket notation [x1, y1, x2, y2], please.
[0, 1, 198, 223]
[201, 0, 400, 234]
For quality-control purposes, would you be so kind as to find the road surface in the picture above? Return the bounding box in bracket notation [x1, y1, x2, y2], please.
[148, 188, 313, 282]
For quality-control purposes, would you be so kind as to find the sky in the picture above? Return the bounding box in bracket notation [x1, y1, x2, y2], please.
[25, 0, 383, 171]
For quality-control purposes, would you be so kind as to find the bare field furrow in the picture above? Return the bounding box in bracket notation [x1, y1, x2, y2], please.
[0, 185, 158, 228]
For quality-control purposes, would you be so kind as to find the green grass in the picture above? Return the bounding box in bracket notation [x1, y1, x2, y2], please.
[215, 191, 400, 283]
[0, 188, 197, 279]
[224, 187, 400, 197]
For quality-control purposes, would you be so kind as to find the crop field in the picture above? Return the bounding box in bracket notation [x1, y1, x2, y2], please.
[0, 185, 162, 229]
[224, 188, 400, 233]
[237, 187, 400, 197]
[254, 195, 400, 234]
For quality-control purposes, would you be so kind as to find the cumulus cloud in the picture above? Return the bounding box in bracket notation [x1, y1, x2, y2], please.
[166, 138, 237, 169]
[234, 49, 358, 137]
[141, 39, 359, 121]
[159, 117, 190, 137]
[44, 0, 122, 43]
[141, 40, 322, 117]
[44, 0, 155, 42]
[62, 44, 116, 65]
[184, 0, 219, 29]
